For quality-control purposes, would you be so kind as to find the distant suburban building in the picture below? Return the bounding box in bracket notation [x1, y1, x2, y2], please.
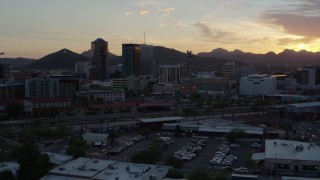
[223, 61, 235, 80]
[25, 77, 60, 98]
[262, 139, 320, 176]
[0, 82, 25, 99]
[112, 76, 147, 94]
[90, 38, 109, 80]
[141, 44, 154, 76]
[76, 89, 125, 102]
[236, 66, 256, 81]
[25, 76, 79, 98]
[180, 77, 228, 99]
[297, 66, 320, 92]
[0, 63, 10, 80]
[159, 64, 183, 84]
[122, 44, 141, 76]
[21, 98, 71, 115]
[75, 61, 91, 79]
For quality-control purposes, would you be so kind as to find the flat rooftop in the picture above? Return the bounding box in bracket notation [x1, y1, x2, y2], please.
[47, 157, 171, 180]
[93, 162, 170, 180]
[163, 118, 263, 135]
[138, 116, 184, 123]
[49, 157, 116, 178]
[285, 101, 320, 109]
[265, 139, 320, 161]
[43, 152, 73, 165]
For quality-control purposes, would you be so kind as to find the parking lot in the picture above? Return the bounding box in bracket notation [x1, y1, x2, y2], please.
[106, 132, 261, 172]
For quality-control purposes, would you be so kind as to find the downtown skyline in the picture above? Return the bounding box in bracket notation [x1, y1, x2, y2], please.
[1, 0, 320, 58]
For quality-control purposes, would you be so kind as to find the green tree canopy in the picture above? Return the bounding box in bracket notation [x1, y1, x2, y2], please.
[227, 128, 246, 143]
[13, 141, 51, 180]
[66, 140, 88, 158]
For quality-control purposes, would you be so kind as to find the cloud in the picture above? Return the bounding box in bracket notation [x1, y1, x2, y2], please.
[277, 37, 314, 45]
[202, 14, 212, 18]
[159, 7, 175, 18]
[193, 22, 234, 40]
[261, 0, 320, 38]
[124, 11, 134, 16]
[138, 10, 151, 16]
[262, 13, 320, 38]
[175, 22, 181, 28]
[193, 22, 272, 45]
[159, 7, 175, 13]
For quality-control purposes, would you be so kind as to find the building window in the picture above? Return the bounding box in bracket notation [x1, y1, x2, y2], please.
[302, 165, 318, 171]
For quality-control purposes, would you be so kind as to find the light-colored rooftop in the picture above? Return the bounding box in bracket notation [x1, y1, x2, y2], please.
[93, 162, 170, 180]
[40, 175, 88, 180]
[163, 118, 263, 135]
[138, 116, 184, 123]
[82, 133, 108, 145]
[43, 152, 73, 165]
[285, 101, 320, 109]
[49, 157, 115, 178]
[47, 157, 171, 180]
[0, 162, 19, 176]
[265, 139, 320, 161]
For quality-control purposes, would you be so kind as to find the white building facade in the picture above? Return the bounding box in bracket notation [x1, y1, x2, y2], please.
[240, 74, 277, 96]
[75, 61, 91, 79]
[159, 64, 183, 84]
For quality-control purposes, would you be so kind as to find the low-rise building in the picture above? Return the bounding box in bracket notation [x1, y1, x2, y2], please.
[263, 139, 320, 176]
[0, 82, 25, 99]
[76, 89, 125, 103]
[41, 157, 171, 180]
[112, 76, 147, 94]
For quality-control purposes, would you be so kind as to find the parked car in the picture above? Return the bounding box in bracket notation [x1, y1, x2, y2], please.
[250, 143, 262, 149]
[235, 167, 248, 173]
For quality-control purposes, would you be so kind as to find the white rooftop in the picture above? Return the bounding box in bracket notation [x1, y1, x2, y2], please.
[93, 162, 170, 180]
[47, 157, 171, 180]
[82, 133, 108, 145]
[163, 118, 263, 135]
[0, 162, 19, 176]
[265, 139, 320, 161]
[43, 152, 73, 165]
[49, 157, 115, 178]
[285, 101, 320, 109]
[40, 175, 88, 180]
[138, 116, 184, 123]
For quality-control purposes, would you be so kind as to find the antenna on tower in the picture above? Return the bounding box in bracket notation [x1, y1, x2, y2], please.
[144, 32, 145, 44]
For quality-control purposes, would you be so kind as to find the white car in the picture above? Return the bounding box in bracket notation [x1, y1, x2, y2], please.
[251, 143, 262, 149]
[235, 167, 248, 173]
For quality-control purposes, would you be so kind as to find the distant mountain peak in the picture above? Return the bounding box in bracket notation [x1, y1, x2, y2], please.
[24, 49, 88, 70]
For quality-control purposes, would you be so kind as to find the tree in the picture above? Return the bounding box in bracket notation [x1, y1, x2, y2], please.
[227, 128, 245, 143]
[6, 103, 23, 118]
[0, 170, 15, 180]
[174, 125, 182, 137]
[13, 141, 51, 180]
[107, 131, 119, 145]
[166, 169, 184, 179]
[187, 169, 212, 180]
[165, 155, 184, 169]
[66, 140, 88, 158]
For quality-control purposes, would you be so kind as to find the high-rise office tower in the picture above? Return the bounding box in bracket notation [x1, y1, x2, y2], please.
[141, 44, 154, 76]
[90, 38, 109, 80]
[122, 44, 141, 76]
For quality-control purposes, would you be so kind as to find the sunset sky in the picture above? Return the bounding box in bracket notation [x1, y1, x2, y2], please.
[1, 0, 320, 58]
